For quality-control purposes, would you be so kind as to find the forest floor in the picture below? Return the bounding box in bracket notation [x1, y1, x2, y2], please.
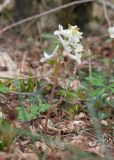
[0, 30, 114, 160]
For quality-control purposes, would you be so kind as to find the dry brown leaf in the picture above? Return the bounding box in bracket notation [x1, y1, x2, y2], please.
[0, 51, 17, 77]
[35, 141, 51, 153]
[71, 135, 87, 145]
[70, 80, 80, 90]
[87, 145, 105, 158]
[60, 121, 75, 134]
[0, 152, 12, 160]
[74, 112, 85, 120]
[101, 120, 108, 126]
[20, 153, 39, 160]
[88, 141, 98, 147]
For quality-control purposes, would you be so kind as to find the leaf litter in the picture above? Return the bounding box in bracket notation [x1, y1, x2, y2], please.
[0, 33, 113, 160]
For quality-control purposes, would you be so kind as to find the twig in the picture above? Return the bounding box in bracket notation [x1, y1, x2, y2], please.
[19, 54, 27, 73]
[0, 0, 94, 34]
[102, 0, 114, 79]
[96, 0, 114, 10]
[37, 21, 43, 51]
[88, 49, 92, 83]
[1, 52, 8, 69]
[102, 0, 111, 27]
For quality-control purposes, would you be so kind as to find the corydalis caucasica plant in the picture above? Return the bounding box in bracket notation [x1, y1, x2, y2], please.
[40, 24, 84, 63]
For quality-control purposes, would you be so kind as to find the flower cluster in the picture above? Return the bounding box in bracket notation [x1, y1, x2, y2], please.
[40, 24, 84, 63]
[108, 25, 114, 39]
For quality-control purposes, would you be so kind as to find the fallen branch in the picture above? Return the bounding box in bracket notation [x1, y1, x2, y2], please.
[102, 0, 111, 27]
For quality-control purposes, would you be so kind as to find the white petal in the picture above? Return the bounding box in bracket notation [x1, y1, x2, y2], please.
[52, 44, 59, 56]
[61, 29, 69, 37]
[40, 45, 59, 62]
[68, 34, 83, 45]
[110, 34, 114, 38]
[58, 35, 67, 46]
[54, 25, 69, 37]
[75, 53, 82, 63]
[54, 30, 60, 35]
[59, 24, 63, 31]
[58, 35, 72, 52]
[71, 36, 80, 43]
[69, 37, 80, 45]
[75, 44, 83, 52]
[40, 57, 47, 62]
[65, 45, 72, 52]
[108, 26, 114, 39]
[44, 52, 50, 58]
[54, 25, 63, 35]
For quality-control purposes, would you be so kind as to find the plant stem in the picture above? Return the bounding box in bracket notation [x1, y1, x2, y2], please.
[45, 61, 61, 130]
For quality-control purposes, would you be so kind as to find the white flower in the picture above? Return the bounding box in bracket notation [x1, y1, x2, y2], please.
[41, 24, 84, 64]
[58, 35, 72, 52]
[108, 25, 114, 38]
[75, 53, 82, 63]
[40, 45, 59, 62]
[69, 25, 83, 43]
[54, 24, 70, 37]
[54, 24, 83, 40]
[75, 44, 83, 52]
[54, 24, 83, 63]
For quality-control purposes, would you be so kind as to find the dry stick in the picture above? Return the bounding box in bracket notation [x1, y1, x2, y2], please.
[0, 0, 94, 34]
[97, 0, 114, 10]
[102, 0, 111, 27]
[102, 0, 113, 77]
[1, 52, 8, 69]
[19, 54, 27, 74]
[37, 21, 44, 51]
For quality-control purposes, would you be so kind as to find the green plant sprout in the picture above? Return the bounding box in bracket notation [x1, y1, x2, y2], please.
[18, 101, 50, 122]
[40, 24, 84, 130]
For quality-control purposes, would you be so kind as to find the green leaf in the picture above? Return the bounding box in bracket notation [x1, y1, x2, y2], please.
[17, 106, 29, 122]
[88, 88, 105, 97]
[17, 102, 50, 122]
[98, 112, 108, 120]
[106, 38, 112, 43]
[68, 104, 81, 114]
[0, 83, 8, 93]
[41, 33, 56, 39]
[85, 77, 104, 86]
[39, 102, 50, 113]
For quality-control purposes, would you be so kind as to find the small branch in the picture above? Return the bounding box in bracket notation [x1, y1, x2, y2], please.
[102, 0, 111, 27]
[0, 0, 94, 34]
[96, 0, 114, 10]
